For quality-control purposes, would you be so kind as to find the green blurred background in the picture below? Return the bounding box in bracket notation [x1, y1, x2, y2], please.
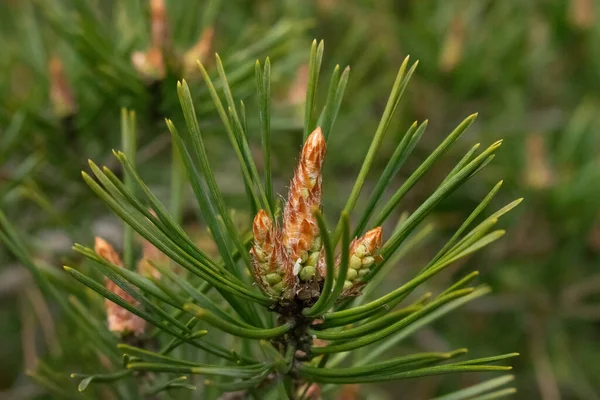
[1, 0, 599, 399]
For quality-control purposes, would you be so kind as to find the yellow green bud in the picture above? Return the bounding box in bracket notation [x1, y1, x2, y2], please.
[255, 248, 266, 262]
[362, 256, 375, 267]
[266, 273, 282, 284]
[300, 250, 309, 262]
[310, 236, 322, 252]
[354, 244, 367, 258]
[346, 268, 358, 281]
[299, 265, 316, 281]
[306, 251, 320, 267]
[271, 281, 284, 293]
[350, 255, 362, 270]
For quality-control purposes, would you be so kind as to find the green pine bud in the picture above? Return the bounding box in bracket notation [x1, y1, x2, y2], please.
[255, 248, 266, 262]
[266, 273, 282, 284]
[350, 255, 362, 270]
[310, 236, 322, 252]
[299, 265, 316, 281]
[271, 281, 284, 293]
[300, 250, 309, 262]
[362, 256, 375, 267]
[354, 244, 367, 258]
[346, 268, 358, 281]
[306, 251, 320, 267]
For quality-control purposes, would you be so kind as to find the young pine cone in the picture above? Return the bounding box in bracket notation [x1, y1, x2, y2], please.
[94, 237, 146, 336]
[250, 128, 326, 300]
[340, 227, 383, 297]
[249, 127, 383, 302]
[250, 210, 291, 298]
[282, 127, 326, 291]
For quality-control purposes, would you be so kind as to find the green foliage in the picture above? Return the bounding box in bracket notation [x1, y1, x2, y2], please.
[2, 41, 519, 399]
[3, 1, 599, 399]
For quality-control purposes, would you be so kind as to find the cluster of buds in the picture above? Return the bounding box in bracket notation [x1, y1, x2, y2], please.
[282, 127, 327, 299]
[249, 127, 384, 302]
[131, 0, 215, 81]
[341, 226, 383, 296]
[94, 237, 146, 336]
[250, 210, 290, 298]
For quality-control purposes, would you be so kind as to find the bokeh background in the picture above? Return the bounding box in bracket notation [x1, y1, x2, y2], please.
[1, 0, 599, 399]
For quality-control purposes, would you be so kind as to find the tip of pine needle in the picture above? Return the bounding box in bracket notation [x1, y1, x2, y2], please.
[196, 60, 207, 71]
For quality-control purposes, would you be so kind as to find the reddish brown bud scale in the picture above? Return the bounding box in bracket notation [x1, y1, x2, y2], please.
[250, 210, 292, 298]
[95, 237, 146, 336]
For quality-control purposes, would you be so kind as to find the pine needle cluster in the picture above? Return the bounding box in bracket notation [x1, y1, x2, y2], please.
[1, 41, 521, 399]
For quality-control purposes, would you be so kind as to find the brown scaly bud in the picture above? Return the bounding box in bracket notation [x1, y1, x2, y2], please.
[131, 47, 165, 82]
[48, 56, 76, 118]
[250, 210, 292, 298]
[95, 237, 146, 336]
[183, 26, 215, 78]
[282, 128, 326, 298]
[340, 227, 383, 297]
[137, 238, 167, 279]
[150, 0, 169, 50]
[131, 0, 168, 81]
